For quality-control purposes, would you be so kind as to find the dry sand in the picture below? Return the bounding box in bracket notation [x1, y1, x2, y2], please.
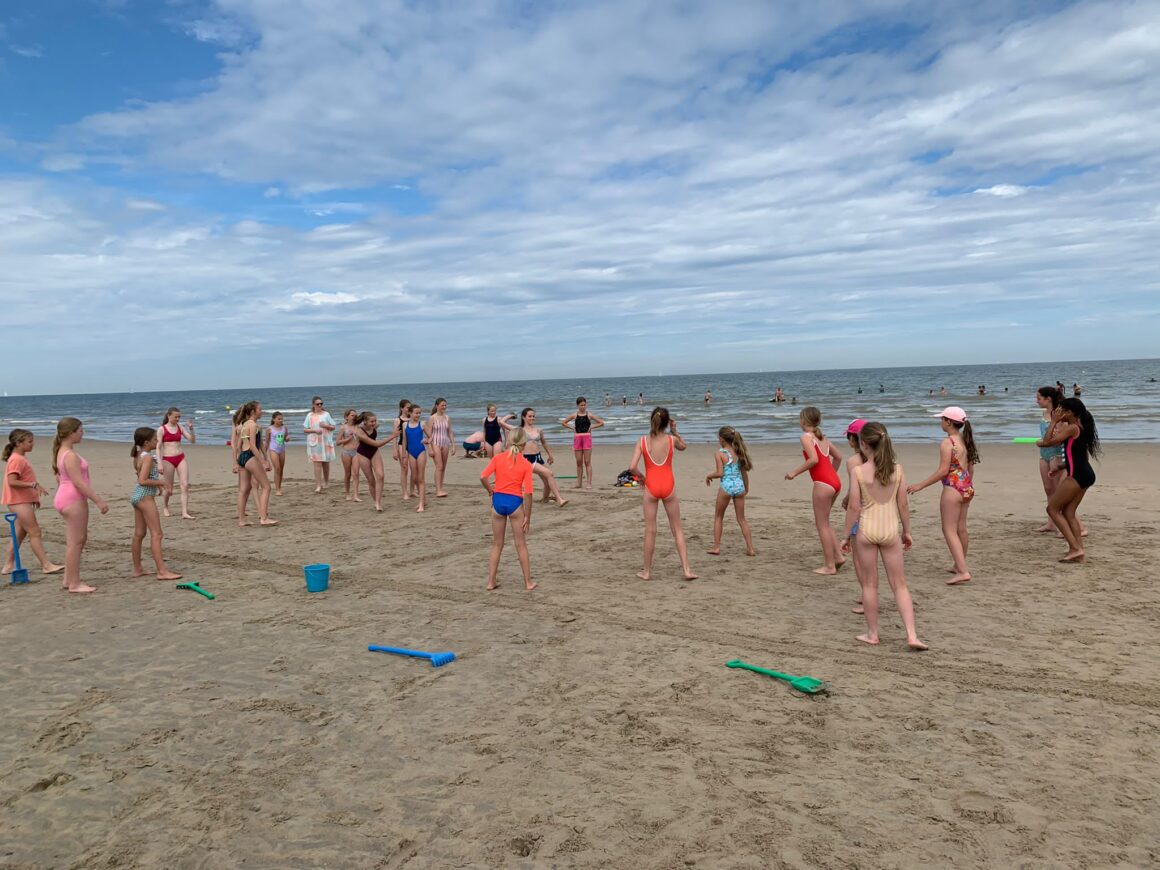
[2, 437, 1159, 868]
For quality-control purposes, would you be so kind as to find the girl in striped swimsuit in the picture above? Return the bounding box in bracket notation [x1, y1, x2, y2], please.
[841, 422, 927, 651]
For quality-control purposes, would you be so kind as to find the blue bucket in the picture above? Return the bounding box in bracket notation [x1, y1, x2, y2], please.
[304, 563, 330, 593]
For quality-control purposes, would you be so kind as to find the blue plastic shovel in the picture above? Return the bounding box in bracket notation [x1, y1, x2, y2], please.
[4, 513, 30, 585]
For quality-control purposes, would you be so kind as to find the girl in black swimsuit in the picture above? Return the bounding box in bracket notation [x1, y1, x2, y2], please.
[1038, 397, 1100, 563]
[394, 400, 412, 499]
[354, 412, 393, 513]
[482, 404, 512, 458]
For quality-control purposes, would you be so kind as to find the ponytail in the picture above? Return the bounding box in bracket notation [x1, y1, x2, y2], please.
[51, 417, 83, 475]
[858, 422, 898, 486]
[506, 427, 528, 462]
[718, 426, 753, 471]
[131, 427, 156, 460]
[3, 429, 32, 462]
[960, 420, 980, 465]
[1061, 397, 1101, 458]
[649, 407, 670, 436]
[431, 397, 446, 416]
[800, 406, 824, 441]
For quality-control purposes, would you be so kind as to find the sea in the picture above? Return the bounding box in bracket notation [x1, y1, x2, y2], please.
[2, 359, 1157, 446]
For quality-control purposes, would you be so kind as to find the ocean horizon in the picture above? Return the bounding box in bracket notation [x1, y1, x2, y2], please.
[3, 358, 1157, 445]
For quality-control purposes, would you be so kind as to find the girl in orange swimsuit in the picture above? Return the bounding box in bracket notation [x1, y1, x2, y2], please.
[629, 407, 696, 581]
[785, 407, 845, 575]
[907, 407, 980, 585]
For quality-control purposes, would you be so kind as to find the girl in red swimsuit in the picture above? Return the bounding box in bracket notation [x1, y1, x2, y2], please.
[629, 407, 696, 581]
[159, 407, 196, 520]
[785, 406, 845, 575]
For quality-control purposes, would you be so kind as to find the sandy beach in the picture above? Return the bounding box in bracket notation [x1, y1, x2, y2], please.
[2, 438, 1158, 868]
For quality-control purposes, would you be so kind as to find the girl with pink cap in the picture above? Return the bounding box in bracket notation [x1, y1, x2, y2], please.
[907, 406, 980, 585]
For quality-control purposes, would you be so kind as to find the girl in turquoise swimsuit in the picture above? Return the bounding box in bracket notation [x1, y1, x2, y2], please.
[130, 427, 181, 580]
[704, 426, 755, 557]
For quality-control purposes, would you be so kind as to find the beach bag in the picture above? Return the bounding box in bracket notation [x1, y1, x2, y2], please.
[614, 469, 641, 487]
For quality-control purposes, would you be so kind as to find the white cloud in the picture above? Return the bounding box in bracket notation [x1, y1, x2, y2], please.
[1, 0, 1158, 391]
[10, 44, 44, 58]
[975, 185, 1029, 197]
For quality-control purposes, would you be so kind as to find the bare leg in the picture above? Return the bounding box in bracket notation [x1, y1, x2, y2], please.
[246, 458, 277, 524]
[433, 445, 449, 496]
[1060, 487, 1088, 561]
[573, 448, 585, 488]
[850, 535, 865, 613]
[270, 452, 284, 496]
[313, 460, 323, 492]
[1036, 460, 1057, 531]
[584, 451, 594, 489]
[533, 463, 568, 506]
[940, 487, 971, 584]
[177, 458, 194, 518]
[60, 502, 96, 593]
[10, 505, 62, 573]
[160, 461, 176, 516]
[142, 499, 180, 579]
[321, 460, 330, 486]
[638, 493, 659, 579]
[661, 494, 696, 580]
[510, 509, 535, 590]
[236, 467, 253, 526]
[1047, 478, 1084, 560]
[131, 505, 148, 576]
[707, 489, 728, 554]
[486, 510, 506, 590]
[880, 538, 928, 650]
[342, 452, 354, 498]
[397, 445, 410, 497]
[811, 483, 841, 574]
[372, 453, 385, 511]
[733, 494, 755, 556]
[855, 540, 879, 643]
[412, 452, 427, 511]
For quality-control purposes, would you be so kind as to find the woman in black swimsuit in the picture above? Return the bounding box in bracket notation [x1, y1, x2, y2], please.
[482, 404, 513, 458]
[1038, 397, 1100, 563]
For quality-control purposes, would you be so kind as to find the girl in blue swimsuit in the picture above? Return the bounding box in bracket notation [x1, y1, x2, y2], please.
[404, 403, 428, 512]
[704, 426, 755, 556]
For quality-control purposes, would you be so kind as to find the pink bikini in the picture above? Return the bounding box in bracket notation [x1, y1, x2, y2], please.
[53, 450, 90, 511]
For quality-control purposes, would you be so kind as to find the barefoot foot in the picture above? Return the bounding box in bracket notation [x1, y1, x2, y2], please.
[908, 638, 930, 651]
[486, 582, 500, 591]
[524, 582, 538, 591]
[156, 572, 183, 580]
[68, 584, 97, 594]
[131, 570, 152, 578]
[813, 566, 838, 575]
[259, 519, 279, 526]
[1060, 551, 1085, 563]
[636, 570, 651, 581]
[745, 549, 757, 556]
[856, 633, 879, 646]
[946, 572, 972, 585]
[706, 548, 720, 556]
[852, 605, 865, 614]
[182, 513, 196, 520]
[42, 564, 65, 575]
[682, 571, 698, 581]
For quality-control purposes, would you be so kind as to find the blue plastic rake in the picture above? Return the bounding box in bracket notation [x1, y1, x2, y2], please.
[368, 645, 456, 667]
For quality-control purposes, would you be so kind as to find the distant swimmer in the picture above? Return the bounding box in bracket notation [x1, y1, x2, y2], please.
[604, 392, 612, 407]
[1073, 383, 1083, 397]
[940, 387, 948, 396]
[704, 390, 712, 405]
[1149, 377, 1157, 383]
[637, 393, 645, 405]
[622, 396, 628, 406]
[857, 387, 863, 395]
[977, 385, 987, 396]
[774, 387, 786, 403]
[879, 384, 885, 393]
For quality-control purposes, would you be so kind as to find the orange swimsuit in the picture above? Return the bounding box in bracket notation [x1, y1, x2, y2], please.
[641, 435, 675, 499]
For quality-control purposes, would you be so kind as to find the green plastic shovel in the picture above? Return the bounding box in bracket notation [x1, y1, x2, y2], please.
[176, 582, 215, 600]
[726, 660, 828, 694]
[1012, 437, 1039, 444]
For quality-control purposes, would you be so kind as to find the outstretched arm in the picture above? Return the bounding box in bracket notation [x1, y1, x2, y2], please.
[908, 440, 951, 493]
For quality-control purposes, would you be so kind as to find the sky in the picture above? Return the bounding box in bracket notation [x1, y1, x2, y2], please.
[1, 0, 1158, 395]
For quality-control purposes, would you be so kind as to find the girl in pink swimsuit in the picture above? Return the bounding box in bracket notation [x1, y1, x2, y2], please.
[425, 398, 455, 498]
[52, 417, 109, 594]
[629, 407, 696, 582]
[785, 407, 845, 575]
